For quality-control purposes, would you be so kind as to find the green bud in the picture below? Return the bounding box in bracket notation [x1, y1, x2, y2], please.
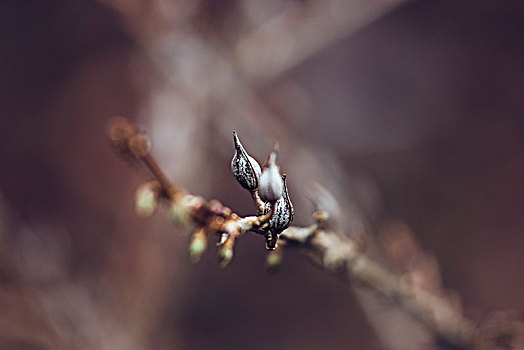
[218, 245, 234, 268]
[189, 230, 207, 263]
[135, 182, 158, 217]
[266, 250, 282, 272]
[169, 201, 188, 226]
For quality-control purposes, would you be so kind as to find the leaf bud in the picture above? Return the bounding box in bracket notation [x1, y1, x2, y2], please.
[169, 201, 187, 226]
[217, 236, 235, 268]
[135, 181, 159, 217]
[189, 228, 207, 263]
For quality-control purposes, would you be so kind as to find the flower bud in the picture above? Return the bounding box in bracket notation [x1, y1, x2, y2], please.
[264, 174, 293, 234]
[231, 131, 261, 191]
[135, 181, 159, 217]
[258, 150, 283, 203]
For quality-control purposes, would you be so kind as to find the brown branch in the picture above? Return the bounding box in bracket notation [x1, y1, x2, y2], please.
[107, 116, 522, 349]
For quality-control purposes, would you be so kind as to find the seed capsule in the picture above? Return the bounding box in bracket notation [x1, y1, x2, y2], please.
[263, 175, 293, 250]
[258, 149, 283, 203]
[264, 174, 293, 233]
[231, 131, 261, 191]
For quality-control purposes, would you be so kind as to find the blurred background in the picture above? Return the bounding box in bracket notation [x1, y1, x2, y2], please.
[1, 0, 524, 349]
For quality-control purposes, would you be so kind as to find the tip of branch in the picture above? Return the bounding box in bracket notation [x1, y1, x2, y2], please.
[106, 116, 134, 139]
[106, 116, 136, 155]
[106, 116, 151, 159]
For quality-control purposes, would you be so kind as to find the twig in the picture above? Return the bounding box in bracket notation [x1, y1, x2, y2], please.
[107, 117, 522, 349]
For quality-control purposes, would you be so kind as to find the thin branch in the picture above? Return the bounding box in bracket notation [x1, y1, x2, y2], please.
[107, 117, 522, 349]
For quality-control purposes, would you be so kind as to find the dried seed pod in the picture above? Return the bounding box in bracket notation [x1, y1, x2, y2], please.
[258, 148, 283, 203]
[263, 175, 293, 250]
[231, 131, 261, 191]
[264, 174, 293, 233]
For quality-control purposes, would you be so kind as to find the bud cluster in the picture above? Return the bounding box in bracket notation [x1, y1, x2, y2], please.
[231, 132, 293, 250]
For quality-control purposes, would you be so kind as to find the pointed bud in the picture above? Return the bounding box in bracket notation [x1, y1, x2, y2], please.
[135, 181, 159, 217]
[189, 228, 207, 263]
[264, 174, 294, 235]
[258, 148, 283, 203]
[231, 131, 261, 191]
